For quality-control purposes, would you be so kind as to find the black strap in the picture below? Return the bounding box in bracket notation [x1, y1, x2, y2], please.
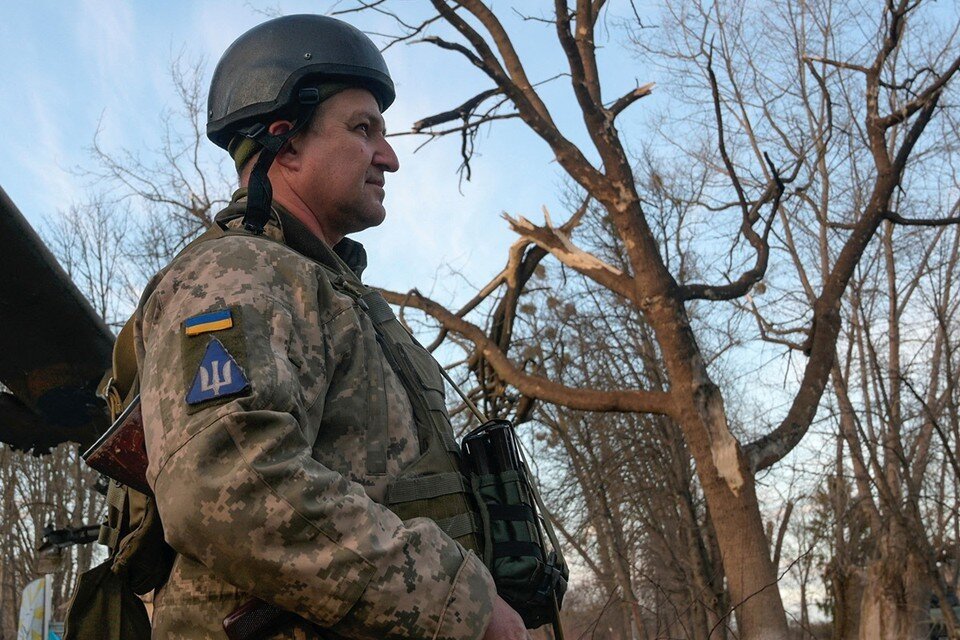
[359, 290, 396, 325]
[493, 541, 543, 559]
[240, 88, 321, 235]
[486, 503, 535, 523]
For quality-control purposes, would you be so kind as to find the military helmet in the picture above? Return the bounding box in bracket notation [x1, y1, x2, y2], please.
[206, 14, 395, 149]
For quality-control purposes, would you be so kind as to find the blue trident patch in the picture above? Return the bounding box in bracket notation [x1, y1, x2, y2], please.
[186, 338, 250, 405]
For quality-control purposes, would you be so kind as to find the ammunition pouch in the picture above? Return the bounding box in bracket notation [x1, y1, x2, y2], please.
[63, 558, 151, 640]
[464, 420, 568, 629]
[102, 480, 175, 594]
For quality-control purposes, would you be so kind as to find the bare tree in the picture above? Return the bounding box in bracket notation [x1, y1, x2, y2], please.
[79, 54, 230, 277]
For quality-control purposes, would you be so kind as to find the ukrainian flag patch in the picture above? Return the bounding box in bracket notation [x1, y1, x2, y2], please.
[184, 309, 233, 336]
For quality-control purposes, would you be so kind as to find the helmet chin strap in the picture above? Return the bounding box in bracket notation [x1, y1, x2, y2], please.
[238, 88, 320, 234]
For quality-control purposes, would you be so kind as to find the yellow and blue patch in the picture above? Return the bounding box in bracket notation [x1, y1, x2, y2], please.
[184, 309, 233, 336]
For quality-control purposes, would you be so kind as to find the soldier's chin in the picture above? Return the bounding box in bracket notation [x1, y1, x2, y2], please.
[352, 204, 387, 233]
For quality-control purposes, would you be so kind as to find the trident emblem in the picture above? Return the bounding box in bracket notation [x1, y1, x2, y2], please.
[186, 338, 249, 405]
[199, 360, 233, 396]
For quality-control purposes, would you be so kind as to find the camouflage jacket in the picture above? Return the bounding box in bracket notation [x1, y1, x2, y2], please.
[134, 192, 495, 639]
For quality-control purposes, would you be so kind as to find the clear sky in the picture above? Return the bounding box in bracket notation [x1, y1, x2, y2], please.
[0, 0, 658, 299]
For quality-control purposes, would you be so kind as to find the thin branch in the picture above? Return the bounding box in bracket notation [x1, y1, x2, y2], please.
[802, 54, 870, 75]
[411, 88, 502, 132]
[876, 52, 960, 129]
[884, 211, 960, 227]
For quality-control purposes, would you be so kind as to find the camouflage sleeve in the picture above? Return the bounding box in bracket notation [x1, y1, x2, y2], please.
[136, 235, 495, 639]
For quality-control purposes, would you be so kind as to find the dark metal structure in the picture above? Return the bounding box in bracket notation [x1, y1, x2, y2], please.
[0, 186, 113, 454]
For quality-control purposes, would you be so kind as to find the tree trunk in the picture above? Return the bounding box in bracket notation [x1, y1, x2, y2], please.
[827, 559, 866, 640]
[670, 388, 788, 638]
[628, 277, 787, 639]
[698, 463, 788, 638]
[0, 447, 18, 640]
[859, 529, 930, 640]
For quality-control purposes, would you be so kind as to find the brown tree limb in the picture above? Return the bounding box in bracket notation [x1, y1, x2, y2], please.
[421, 236, 542, 353]
[573, 0, 603, 108]
[677, 45, 787, 302]
[453, 0, 553, 121]
[396, 113, 520, 141]
[504, 206, 637, 303]
[377, 288, 674, 416]
[802, 54, 870, 75]
[478, 240, 549, 418]
[418, 34, 487, 70]
[427, 0, 613, 198]
[772, 501, 794, 569]
[607, 83, 656, 118]
[680, 155, 784, 301]
[411, 88, 502, 131]
[875, 52, 960, 129]
[902, 377, 960, 482]
[884, 212, 960, 226]
[892, 93, 942, 169]
[705, 41, 749, 219]
[553, 0, 630, 178]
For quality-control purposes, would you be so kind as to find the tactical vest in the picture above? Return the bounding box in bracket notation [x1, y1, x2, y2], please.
[308, 238, 484, 556]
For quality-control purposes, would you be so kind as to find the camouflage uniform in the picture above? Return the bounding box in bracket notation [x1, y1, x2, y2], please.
[134, 192, 496, 639]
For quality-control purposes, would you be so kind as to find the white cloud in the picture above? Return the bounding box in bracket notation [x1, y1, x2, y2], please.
[21, 88, 85, 214]
[75, 0, 136, 95]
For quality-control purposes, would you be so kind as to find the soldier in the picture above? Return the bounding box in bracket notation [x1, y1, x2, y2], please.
[133, 13, 529, 640]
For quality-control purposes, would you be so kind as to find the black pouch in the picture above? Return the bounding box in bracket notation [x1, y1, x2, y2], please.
[463, 420, 568, 629]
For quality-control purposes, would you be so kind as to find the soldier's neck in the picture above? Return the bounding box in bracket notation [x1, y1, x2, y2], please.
[271, 193, 342, 248]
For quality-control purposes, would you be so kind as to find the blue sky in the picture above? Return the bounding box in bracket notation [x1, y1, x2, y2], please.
[0, 1, 658, 298]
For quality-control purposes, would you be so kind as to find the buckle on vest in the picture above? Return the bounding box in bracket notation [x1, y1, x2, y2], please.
[98, 376, 124, 421]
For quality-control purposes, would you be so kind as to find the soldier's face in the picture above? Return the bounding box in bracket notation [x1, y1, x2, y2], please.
[293, 88, 400, 239]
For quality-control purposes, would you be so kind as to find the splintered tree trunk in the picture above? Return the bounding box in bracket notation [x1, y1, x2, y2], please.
[859, 529, 930, 640]
[648, 289, 790, 638]
[670, 383, 789, 639]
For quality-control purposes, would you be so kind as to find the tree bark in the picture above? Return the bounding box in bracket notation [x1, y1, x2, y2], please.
[859, 530, 930, 640]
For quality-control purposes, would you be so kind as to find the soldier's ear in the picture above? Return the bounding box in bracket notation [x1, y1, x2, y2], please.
[268, 120, 294, 137]
[269, 120, 302, 170]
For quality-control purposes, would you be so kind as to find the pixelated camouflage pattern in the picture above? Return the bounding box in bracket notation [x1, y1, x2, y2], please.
[133, 205, 495, 639]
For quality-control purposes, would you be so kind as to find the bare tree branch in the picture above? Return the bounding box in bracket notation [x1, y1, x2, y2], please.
[607, 82, 656, 118]
[504, 206, 637, 302]
[378, 287, 674, 416]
